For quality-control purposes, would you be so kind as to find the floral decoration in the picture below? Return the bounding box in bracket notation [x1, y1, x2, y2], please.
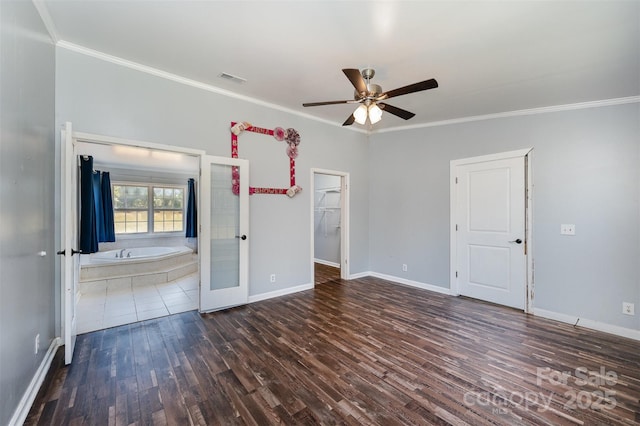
[285, 128, 300, 146]
[273, 127, 285, 141]
[286, 145, 298, 159]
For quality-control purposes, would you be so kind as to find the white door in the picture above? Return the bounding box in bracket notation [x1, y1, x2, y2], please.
[61, 122, 79, 364]
[455, 156, 526, 309]
[200, 155, 249, 312]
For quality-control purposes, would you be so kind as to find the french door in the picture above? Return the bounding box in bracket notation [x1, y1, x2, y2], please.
[61, 122, 79, 364]
[199, 155, 249, 312]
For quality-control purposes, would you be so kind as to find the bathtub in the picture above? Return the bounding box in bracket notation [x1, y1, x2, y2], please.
[80, 246, 197, 284]
[86, 246, 192, 264]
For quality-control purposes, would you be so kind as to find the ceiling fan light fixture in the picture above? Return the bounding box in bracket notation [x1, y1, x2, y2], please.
[353, 104, 368, 125]
[368, 103, 383, 124]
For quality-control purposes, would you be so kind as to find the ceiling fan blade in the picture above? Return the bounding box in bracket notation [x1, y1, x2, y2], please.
[342, 114, 355, 126]
[303, 100, 353, 107]
[380, 78, 438, 100]
[342, 68, 367, 94]
[378, 103, 416, 120]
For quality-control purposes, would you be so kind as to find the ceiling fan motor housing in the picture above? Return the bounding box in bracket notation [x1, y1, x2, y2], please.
[354, 83, 382, 100]
[353, 68, 382, 100]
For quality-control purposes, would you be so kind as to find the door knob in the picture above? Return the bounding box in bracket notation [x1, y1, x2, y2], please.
[56, 248, 83, 256]
[509, 239, 522, 244]
[235, 235, 247, 240]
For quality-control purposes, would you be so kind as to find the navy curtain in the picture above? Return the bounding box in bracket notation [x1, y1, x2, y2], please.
[92, 171, 105, 241]
[185, 178, 197, 238]
[101, 172, 116, 242]
[79, 156, 98, 253]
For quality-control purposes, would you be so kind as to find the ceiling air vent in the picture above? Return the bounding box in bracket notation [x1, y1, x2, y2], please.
[218, 72, 247, 84]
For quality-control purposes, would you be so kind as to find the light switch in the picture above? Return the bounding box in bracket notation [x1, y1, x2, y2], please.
[560, 224, 575, 235]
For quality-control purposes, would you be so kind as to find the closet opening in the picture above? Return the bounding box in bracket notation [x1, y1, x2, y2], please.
[310, 169, 349, 284]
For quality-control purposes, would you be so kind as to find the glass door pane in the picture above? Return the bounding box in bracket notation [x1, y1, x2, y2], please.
[210, 163, 239, 290]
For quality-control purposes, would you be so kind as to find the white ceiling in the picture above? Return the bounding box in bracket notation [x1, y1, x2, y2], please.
[40, 1, 639, 132]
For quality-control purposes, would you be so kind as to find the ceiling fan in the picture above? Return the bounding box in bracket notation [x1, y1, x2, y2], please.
[303, 68, 438, 126]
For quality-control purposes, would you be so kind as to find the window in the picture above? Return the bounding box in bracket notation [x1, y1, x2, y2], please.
[113, 184, 185, 235]
[153, 187, 184, 232]
[113, 185, 149, 234]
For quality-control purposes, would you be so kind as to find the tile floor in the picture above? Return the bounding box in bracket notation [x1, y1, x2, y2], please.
[77, 272, 199, 334]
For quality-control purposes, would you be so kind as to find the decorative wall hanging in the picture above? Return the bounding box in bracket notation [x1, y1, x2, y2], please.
[230, 121, 302, 198]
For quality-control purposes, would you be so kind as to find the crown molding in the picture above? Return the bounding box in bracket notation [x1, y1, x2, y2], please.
[55, 41, 637, 136]
[32, 0, 59, 43]
[56, 41, 369, 134]
[374, 96, 640, 134]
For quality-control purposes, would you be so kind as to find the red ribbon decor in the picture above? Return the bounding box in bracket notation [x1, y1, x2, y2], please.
[230, 121, 302, 197]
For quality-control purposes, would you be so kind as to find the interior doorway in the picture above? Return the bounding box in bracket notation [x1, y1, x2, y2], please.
[60, 124, 205, 363]
[310, 169, 349, 284]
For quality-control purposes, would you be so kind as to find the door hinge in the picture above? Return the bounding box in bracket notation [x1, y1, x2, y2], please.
[455, 177, 458, 184]
[455, 224, 458, 231]
[455, 271, 458, 278]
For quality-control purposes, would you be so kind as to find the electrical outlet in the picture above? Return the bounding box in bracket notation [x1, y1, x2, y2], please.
[622, 302, 635, 316]
[560, 224, 576, 235]
[270, 274, 276, 283]
[402, 264, 408, 272]
[35, 334, 40, 355]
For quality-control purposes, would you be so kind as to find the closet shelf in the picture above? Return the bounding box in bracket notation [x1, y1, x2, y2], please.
[315, 187, 341, 193]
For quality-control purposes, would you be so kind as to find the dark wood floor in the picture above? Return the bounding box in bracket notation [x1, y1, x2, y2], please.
[27, 266, 640, 425]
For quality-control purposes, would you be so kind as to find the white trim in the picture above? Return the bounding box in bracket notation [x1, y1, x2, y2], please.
[349, 271, 371, 279]
[56, 41, 368, 134]
[72, 130, 205, 156]
[450, 149, 534, 311]
[9, 338, 61, 426]
[32, 0, 59, 43]
[450, 148, 533, 167]
[525, 151, 534, 313]
[369, 272, 453, 296]
[310, 169, 350, 283]
[374, 96, 640, 134]
[314, 258, 340, 268]
[248, 283, 314, 304]
[533, 309, 640, 342]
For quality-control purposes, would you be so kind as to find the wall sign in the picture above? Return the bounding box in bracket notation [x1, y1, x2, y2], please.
[230, 121, 302, 197]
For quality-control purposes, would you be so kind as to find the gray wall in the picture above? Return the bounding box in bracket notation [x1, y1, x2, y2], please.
[314, 174, 341, 265]
[55, 48, 370, 299]
[0, 1, 56, 424]
[369, 103, 640, 330]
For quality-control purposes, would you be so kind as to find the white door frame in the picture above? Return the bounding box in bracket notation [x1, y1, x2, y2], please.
[59, 126, 205, 352]
[310, 168, 350, 282]
[449, 148, 534, 313]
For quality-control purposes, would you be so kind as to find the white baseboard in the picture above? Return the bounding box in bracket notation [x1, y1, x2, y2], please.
[533, 308, 640, 341]
[9, 337, 61, 426]
[369, 272, 453, 296]
[248, 283, 314, 304]
[313, 258, 340, 268]
[349, 271, 371, 279]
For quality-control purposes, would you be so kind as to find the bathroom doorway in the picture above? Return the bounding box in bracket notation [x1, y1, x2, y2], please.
[61, 126, 204, 342]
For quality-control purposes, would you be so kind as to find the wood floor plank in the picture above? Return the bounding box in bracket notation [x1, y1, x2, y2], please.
[26, 267, 640, 425]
